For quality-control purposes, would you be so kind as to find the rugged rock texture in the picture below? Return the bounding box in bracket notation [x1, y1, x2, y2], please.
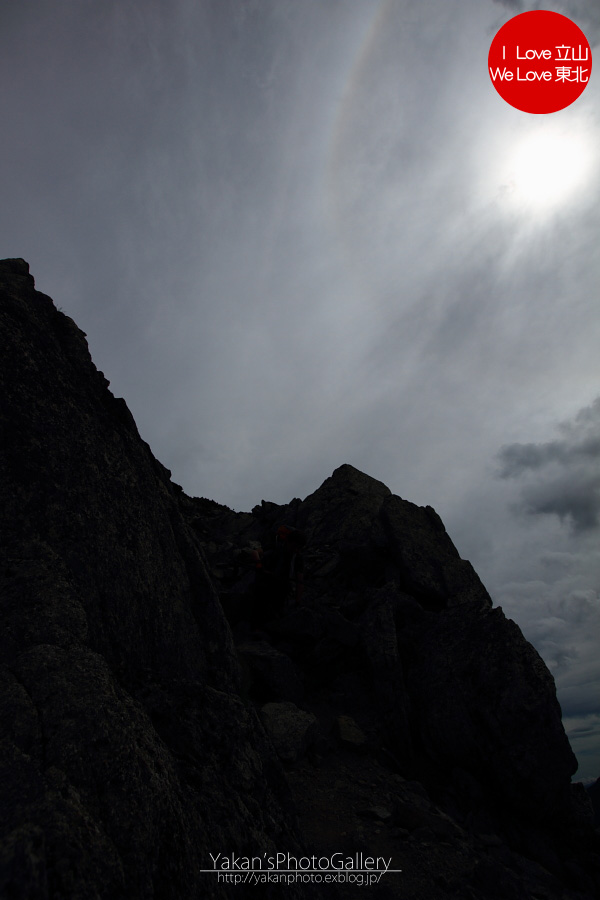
[0, 260, 310, 899]
[1, 258, 599, 899]
[588, 777, 600, 828]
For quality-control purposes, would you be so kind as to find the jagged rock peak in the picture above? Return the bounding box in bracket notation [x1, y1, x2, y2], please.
[319, 463, 392, 496]
[0, 257, 31, 277]
[0, 257, 35, 292]
[291, 462, 493, 611]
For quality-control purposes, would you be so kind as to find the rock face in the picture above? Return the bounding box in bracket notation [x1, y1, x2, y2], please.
[1, 259, 599, 899]
[588, 778, 600, 827]
[0, 260, 308, 899]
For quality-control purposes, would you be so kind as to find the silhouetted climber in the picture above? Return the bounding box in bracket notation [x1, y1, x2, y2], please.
[250, 525, 305, 624]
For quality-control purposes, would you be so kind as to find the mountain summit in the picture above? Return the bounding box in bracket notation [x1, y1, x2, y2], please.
[1, 259, 598, 898]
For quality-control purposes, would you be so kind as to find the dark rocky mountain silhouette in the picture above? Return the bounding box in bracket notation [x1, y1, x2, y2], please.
[588, 778, 600, 829]
[1, 257, 598, 899]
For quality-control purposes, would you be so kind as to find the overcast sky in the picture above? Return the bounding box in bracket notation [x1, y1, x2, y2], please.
[1, 0, 598, 781]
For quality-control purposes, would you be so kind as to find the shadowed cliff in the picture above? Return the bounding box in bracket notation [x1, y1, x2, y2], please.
[0, 259, 309, 899]
[1, 259, 598, 899]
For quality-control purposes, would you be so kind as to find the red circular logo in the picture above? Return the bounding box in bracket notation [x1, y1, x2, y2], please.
[488, 10, 592, 114]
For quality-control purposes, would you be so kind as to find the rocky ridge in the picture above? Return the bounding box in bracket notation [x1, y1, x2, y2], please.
[189, 469, 598, 897]
[0, 258, 598, 898]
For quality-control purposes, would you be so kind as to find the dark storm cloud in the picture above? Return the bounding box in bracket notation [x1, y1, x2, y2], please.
[498, 435, 600, 477]
[498, 398, 600, 532]
[520, 474, 600, 533]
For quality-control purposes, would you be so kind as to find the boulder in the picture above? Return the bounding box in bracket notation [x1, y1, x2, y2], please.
[336, 715, 369, 750]
[236, 640, 304, 703]
[260, 702, 318, 763]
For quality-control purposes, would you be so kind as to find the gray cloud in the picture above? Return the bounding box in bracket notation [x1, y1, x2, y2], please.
[540, 1, 600, 47]
[520, 473, 600, 533]
[491, 0, 523, 10]
[497, 398, 600, 532]
[492, 400, 600, 778]
[491, 0, 600, 41]
[498, 436, 600, 477]
[563, 714, 600, 783]
[491, 2, 600, 51]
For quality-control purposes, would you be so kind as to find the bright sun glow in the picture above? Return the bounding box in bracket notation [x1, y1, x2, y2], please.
[502, 127, 593, 214]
